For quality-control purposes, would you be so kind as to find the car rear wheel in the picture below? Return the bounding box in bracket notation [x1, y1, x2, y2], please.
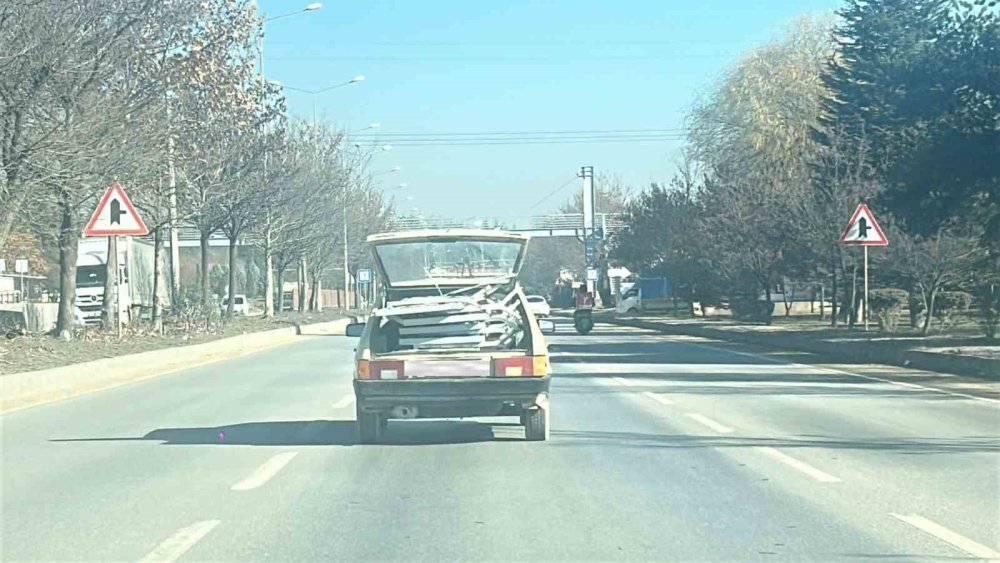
[357, 403, 383, 444]
[524, 406, 549, 441]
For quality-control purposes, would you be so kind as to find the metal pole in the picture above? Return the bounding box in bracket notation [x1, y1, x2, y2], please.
[344, 206, 350, 310]
[114, 236, 122, 338]
[863, 246, 869, 332]
[166, 94, 180, 303]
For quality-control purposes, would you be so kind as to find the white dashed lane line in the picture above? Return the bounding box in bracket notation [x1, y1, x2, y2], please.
[755, 446, 841, 483]
[642, 391, 674, 405]
[890, 513, 1000, 560]
[231, 452, 299, 491]
[683, 413, 734, 434]
[689, 341, 1000, 406]
[139, 520, 220, 563]
[333, 393, 356, 409]
[611, 376, 634, 387]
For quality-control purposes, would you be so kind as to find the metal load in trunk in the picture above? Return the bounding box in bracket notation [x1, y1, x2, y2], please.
[375, 286, 524, 352]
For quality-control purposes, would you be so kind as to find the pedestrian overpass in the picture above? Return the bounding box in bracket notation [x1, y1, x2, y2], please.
[387, 213, 625, 238]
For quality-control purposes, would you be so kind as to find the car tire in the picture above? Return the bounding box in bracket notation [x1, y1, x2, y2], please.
[574, 315, 594, 335]
[357, 403, 382, 444]
[626, 307, 639, 315]
[524, 406, 549, 442]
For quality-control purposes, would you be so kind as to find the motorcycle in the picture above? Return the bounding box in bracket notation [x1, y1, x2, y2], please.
[573, 308, 594, 335]
[573, 290, 595, 335]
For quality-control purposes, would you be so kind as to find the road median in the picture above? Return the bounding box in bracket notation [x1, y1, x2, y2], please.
[0, 317, 356, 414]
[600, 314, 998, 381]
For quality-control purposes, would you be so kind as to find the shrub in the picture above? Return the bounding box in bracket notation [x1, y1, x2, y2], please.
[869, 288, 908, 332]
[731, 297, 774, 323]
[933, 291, 973, 330]
[976, 285, 999, 340]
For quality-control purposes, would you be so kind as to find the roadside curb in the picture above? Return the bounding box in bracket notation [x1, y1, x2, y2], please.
[0, 317, 358, 415]
[603, 316, 998, 381]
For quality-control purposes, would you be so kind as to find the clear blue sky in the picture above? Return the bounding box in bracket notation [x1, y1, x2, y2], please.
[259, 0, 841, 219]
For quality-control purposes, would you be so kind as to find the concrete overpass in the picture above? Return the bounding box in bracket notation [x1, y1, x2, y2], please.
[387, 213, 625, 238]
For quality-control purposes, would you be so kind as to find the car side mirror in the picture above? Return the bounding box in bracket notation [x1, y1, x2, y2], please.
[345, 323, 366, 338]
[538, 319, 556, 335]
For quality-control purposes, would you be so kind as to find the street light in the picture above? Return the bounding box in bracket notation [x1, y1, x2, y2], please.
[372, 165, 401, 177]
[279, 78, 368, 127]
[256, 3, 322, 317]
[264, 3, 322, 23]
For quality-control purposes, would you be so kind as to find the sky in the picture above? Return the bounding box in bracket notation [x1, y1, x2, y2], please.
[258, 0, 842, 220]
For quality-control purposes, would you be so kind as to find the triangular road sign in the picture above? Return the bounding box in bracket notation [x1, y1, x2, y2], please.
[83, 181, 149, 237]
[839, 203, 888, 246]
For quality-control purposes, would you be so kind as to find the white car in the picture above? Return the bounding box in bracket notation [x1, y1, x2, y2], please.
[526, 295, 551, 318]
[221, 295, 250, 315]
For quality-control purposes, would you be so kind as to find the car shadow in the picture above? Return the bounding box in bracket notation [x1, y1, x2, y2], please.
[50, 419, 525, 447]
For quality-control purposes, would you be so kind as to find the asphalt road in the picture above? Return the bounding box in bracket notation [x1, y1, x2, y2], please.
[2, 321, 998, 561]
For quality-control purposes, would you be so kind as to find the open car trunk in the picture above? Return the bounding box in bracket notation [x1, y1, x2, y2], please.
[366, 230, 537, 363]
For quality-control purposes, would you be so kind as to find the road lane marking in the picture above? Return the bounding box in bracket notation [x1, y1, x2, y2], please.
[231, 452, 298, 491]
[642, 391, 674, 405]
[890, 513, 1000, 560]
[755, 446, 841, 483]
[684, 413, 733, 433]
[333, 393, 356, 409]
[611, 376, 633, 387]
[139, 520, 220, 563]
[687, 341, 999, 405]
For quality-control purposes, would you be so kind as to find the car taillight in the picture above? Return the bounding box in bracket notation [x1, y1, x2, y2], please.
[492, 357, 538, 377]
[371, 360, 405, 380]
[356, 360, 371, 380]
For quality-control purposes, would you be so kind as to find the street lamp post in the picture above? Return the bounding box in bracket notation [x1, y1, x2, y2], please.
[281, 76, 366, 129]
[257, 2, 322, 317]
[342, 142, 391, 310]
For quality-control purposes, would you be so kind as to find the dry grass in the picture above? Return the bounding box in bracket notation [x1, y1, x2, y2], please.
[0, 309, 347, 376]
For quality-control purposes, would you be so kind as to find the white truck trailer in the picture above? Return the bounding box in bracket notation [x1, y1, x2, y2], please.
[75, 237, 155, 325]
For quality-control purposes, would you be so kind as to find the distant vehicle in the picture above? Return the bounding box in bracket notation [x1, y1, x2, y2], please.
[75, 237, 155, 325]
[346, 229, 556, 443]
[221, 295, 249, 315]
[525, 295, 551, 317]
[280, 291, 294, 311]
[616, 277, 671, 315]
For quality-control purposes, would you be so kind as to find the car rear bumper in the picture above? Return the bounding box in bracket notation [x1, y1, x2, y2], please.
[354, 377, 550, 418]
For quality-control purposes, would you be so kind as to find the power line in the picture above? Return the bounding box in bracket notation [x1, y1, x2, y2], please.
[268, 54, 737, 62]
[530, 176, 580, 211]
[268, 39, 746, 47]
[353, 128, 686, 138]
[355, 137, 686, 146]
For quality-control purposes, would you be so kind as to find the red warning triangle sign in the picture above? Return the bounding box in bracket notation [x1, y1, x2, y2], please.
[83, 182, 149, 237]
[839, 203, 888, 246]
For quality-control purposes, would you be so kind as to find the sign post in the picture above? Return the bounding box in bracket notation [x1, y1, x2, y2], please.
[14, 259, 28, 301]
[839, 203, 889, 331]
[83, 182, 148, 335]
[357, 268, 372, 310]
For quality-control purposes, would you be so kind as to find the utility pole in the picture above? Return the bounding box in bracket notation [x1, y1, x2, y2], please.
[343, 205, 351, 310]
[579, 166, 597, 295]
[166, 98, 181, 305]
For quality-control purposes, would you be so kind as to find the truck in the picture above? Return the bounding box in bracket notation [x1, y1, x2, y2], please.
[615, 276, 671, 315]
[75, 237, 155, 325]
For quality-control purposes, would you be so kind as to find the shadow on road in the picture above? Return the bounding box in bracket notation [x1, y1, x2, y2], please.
[548, 429, 1000, 455]
[552, 370, 976, 399]
[51, 419, 524, 447]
